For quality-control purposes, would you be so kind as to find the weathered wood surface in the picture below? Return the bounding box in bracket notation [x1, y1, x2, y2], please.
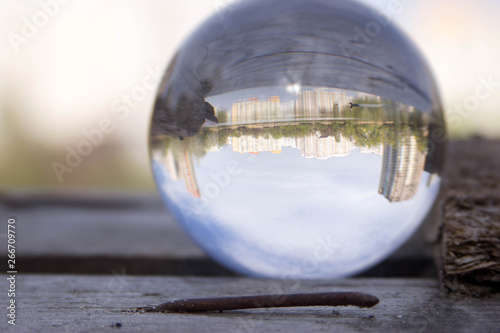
[1, 275, 499, 333]
[438, 139, 500, 295]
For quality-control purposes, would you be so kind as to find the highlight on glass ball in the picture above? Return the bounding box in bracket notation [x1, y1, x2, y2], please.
[149, 0, 445, 278]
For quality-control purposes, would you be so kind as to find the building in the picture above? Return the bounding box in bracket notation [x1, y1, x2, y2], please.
[227, 130, 382, 161]
[378, 135, 427, 202]
[229, 135, 283, 154]
[154, 144, 201, 198]
[295, 88, 351, 119]
[229, 88, 366, 124]
[176, 146, 201, 198]
[230, 96, 282, 124]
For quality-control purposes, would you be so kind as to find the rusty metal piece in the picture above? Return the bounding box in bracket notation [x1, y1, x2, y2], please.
[138, 292, 379, 313]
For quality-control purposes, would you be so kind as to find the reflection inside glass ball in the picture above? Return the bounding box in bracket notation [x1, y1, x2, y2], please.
[149, 0, 445, 278]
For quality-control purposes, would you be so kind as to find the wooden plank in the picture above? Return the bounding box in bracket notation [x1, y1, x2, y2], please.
[0, 275, 498, 332]
[437, 139, 500, 296]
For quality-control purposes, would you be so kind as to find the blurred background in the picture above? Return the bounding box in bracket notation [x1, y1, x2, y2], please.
[1, 0, 499, 192]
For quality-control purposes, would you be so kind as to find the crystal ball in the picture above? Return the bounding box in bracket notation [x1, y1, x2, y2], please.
[149, 0, 446, 278]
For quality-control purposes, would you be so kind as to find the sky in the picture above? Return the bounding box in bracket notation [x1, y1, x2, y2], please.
[153, 143, 441, 278]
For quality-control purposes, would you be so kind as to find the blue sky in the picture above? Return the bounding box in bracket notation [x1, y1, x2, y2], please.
[153, 144, 440, 278]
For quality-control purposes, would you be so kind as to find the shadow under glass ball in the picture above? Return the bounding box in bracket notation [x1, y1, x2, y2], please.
[149, 0, 446, 278]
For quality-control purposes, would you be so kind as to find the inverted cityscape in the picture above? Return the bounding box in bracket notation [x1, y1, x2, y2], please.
[152, 88, 433, 203]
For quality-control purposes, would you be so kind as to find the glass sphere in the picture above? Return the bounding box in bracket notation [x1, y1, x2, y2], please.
[149, 0, 446, 278]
